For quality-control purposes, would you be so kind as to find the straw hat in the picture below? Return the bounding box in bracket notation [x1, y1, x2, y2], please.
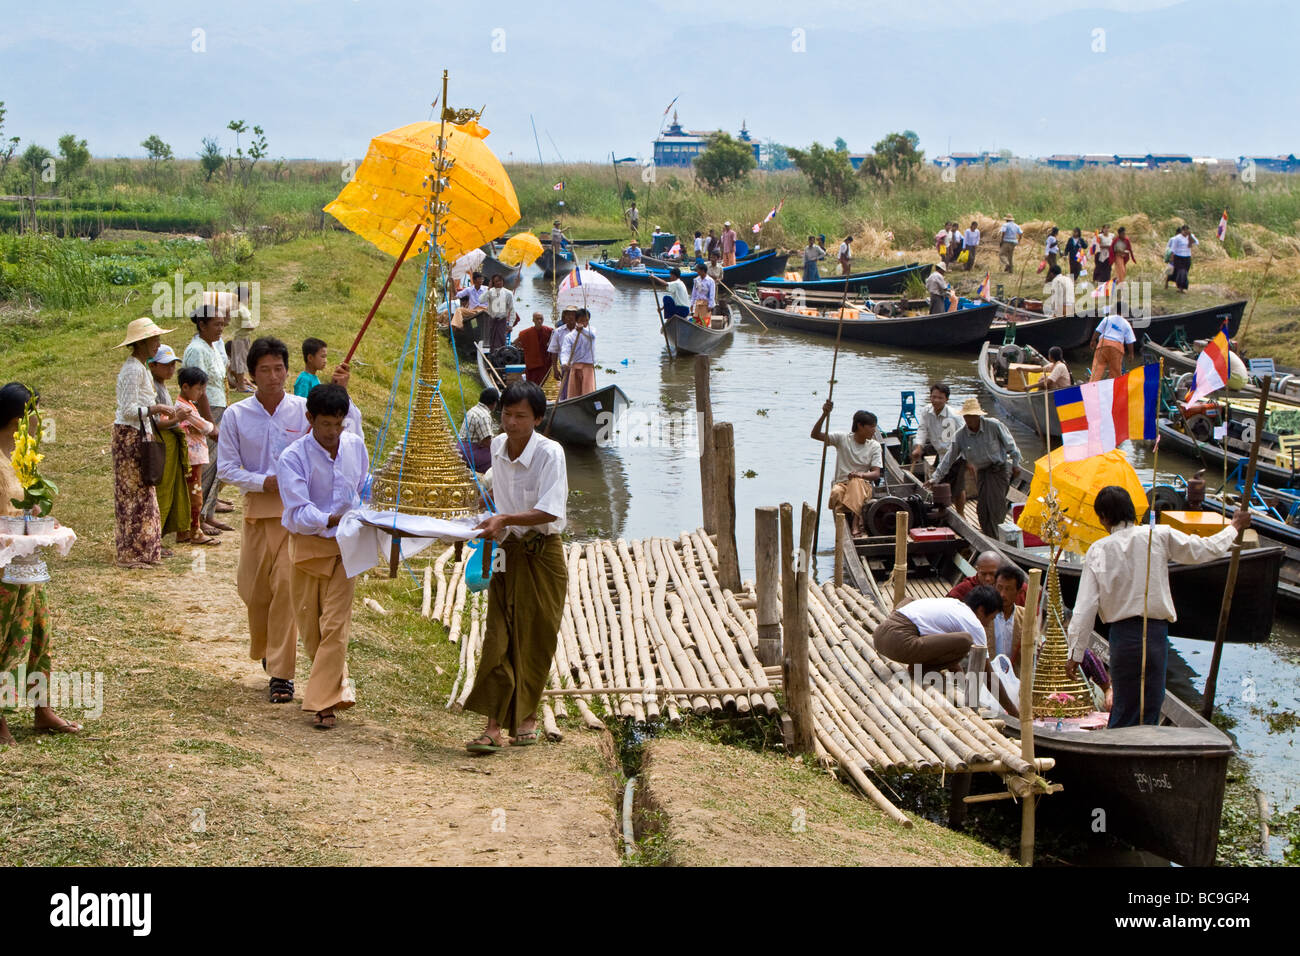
[959, 397, 987, 417]
[724, 220, 732, 227]
[117, 317, 174, 348]
[935, 260, 947, 271]
[1004, 214, 1015, 221]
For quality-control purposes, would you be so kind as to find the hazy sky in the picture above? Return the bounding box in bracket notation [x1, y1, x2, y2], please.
[3, 0, 1292, 164]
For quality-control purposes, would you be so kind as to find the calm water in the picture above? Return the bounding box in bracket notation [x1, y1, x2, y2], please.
[514, 266, 1299, 836]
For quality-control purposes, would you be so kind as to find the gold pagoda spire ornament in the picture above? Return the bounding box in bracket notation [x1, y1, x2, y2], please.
[368, 71, 484, 518]
[1031, 485, 1095, 718]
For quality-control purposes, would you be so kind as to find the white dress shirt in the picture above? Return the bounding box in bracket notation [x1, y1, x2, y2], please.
[216, 392, 309, 494]
[1066, 522, 1237, 661]
[485, 287, 515, 319]
[664, 278, 689, 307]
[276, 430, 369, 538]
[964, 228, 980, 248]
[488, 430, 567, 537]
[916, 403, 964, 455]
[691, 274, 717, 307]
[561, 326, 596, 365]
[1167, 233, 1198, 256]
[345, 402, 364, 443]
[898, 597, 987, 647]
[548, 325, 571, 361]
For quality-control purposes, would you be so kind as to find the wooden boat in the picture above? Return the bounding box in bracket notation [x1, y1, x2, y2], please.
[663, 309, 734, 356]
[1196, 491, 1300, 616]
[1142, 337, 1300, 407]
[842, 502, 1233, 868]
[990, 298, 1247, 354]
[976, 340, 1072, 439]
[987, 299, 1096, 351]
[1156, 414, 1300, 488]
[641, 246, 764, 270]
[732, 290, 996, 350]
[751, 261, 930, 295]
[587, 250, 788, 289]
[478, 255, 522, 289]
[537, 247, 573, 279]
[474, 344, 628, 448]
[535, 236, 623, 247]
[880, 448, 1284, 644]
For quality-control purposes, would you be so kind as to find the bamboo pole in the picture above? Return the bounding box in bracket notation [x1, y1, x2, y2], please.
[421, 564, 433, 618]
[431, 546, 453, 620]
[1019, 568, 1043, 867]
[695, 355, 717, 535]
[891, 509, 910, 608]
[754, 506, 782, 666]
[781, 503, 816, 754]
[1202, 377, 1270, 719]
[833, 510, 848, 586]
[713, 423, 742, 593]
[542, 685, 777, 697]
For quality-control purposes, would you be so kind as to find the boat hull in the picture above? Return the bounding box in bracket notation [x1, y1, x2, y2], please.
[988, 303, 1096, 351]
[664, 314, 734, 355]
[587, 251, 788, 289]
[735, 294, 996, 349]
[1157, 418, 1299, 488]
[754, 262, 929, 295]
[977, 341, 1064, 439]
[476, 345, 628, 447]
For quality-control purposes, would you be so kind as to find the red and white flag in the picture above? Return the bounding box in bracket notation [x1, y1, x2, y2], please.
[1187, 322, 1231, 406]
[553, 180, 565, 191]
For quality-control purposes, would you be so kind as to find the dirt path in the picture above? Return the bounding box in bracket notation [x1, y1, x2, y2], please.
[120, 525, 619, 867]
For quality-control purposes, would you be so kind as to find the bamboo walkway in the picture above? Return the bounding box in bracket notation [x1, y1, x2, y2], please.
[424, 529, 1048, 818]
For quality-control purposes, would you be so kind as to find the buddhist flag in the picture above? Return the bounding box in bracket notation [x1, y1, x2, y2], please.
[1091, 278, 1114, 298]
[1217, 209, 1228, 241]
[1053, 364, 1159, 461]
[661, 95, 680, 119]
[752, 198, 784, 234]
[666, 240, 682, 257]
[977, 271, 991, 300]
[1187, 322, 1231, 405]
[558, 267, 584, 291]
[553, 181, 565, 191]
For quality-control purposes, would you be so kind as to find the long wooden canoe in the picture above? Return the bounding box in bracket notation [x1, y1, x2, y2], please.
[475, 344, 628, 448]
[587, 250, 788, 289]
[842, 505, 1232, 867]
[732, 290, 996, 350]
[752, 261, 930, 295]
[987, 300, 1097, 351]
[990, 298, 1247, 354]
[976, 340, 1071, 439]
[1157, 415, 1300, 488]
[663, 311, 734, 356]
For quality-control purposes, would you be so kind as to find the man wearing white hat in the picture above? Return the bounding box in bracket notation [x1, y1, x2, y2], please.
[925, 261, 957, 314]
[930, 398, 1022, 536]
[721, 221, 738, 267]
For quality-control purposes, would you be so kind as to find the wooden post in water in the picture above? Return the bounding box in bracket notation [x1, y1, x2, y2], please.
[1019, 567, 1043, 867]
[694, 355, 717, 535]
[1202, 377, 1271, 719]
[833, 510, 848, 587]
[891, 510, 910, 608]
[754, 506, 782, 666]
[713, 422, 741, 593]
[780, 503, 816, 755]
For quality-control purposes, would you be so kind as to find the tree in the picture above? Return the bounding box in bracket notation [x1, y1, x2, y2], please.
[0, 102, 18, 176]
[141, 134, 174, 180]
[226, 120, 267, 185]
[902, 130, 920, 150]
[199, 137, 223, 181]
[56, 134, 90, 189]
[760, 140, 793, 171]
[693, 132, 757, 192]
[787, 142, 859, 202]
[858, 132, 925, 188]
[834, 137, 848, 153]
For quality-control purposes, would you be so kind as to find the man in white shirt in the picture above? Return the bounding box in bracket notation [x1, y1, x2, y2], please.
[275, 383, 369, 730]
[452, 272, 490, 332]
[561, 309, 597, 398]
[463, 381, 569, 753]
[1166, 225, 1199, 292]
[1089, 309, 1136, 381]
[873, 589, 1002, 672]
[999, 215, 1022, 273]
[1066, 486, 1249, 727]
[925, 261, 957, 314]
[625, 201, 639, 235]
[1042, 263, 1075, 318]
[481, 274, 518, 351]
[962, 221, 981, 271]
[690, 261, 716, 324]
[837, 235, 853, 275]
[910, 381, 965, 491]
[547, 309, 577, 400]
[811, 400, 882, 534]
[216, 336, 309, 703]
[649, 267, 690, 318]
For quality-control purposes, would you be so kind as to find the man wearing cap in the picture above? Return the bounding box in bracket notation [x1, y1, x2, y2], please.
[550, 220, 565, 252]
[930, 399, 1022, 536]
[721, 221, 738, 267]
[925, 261, 957, 314]
[999, 215, 1022, 273]
[459, 387, 499, 473]
[1089, 309, 1136, 381]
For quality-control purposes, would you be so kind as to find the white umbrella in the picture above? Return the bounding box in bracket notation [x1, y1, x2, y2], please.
[556, 265, 616, 312]
[450, 247, 486, 281]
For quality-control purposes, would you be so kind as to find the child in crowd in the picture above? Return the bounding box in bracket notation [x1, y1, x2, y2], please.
[175, 366, 220, 546]
[294, 338, 328, 399]
[275, 383, 368, 730]
[228, 304, 259, 393]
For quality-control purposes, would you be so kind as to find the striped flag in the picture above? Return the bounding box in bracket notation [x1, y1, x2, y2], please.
[661, 95, 679, 118]
[752, 199, 784, 234]
[1091, 278, 1115, 298]
[558, 267, 584, 290]
[1187, 322, 1231, 405]
[1217, 209, 1228, 241]
[1075, 245, 1088, 273]
[553, 181, 565, 191]
[1053, 364, 1159, 461]
[977, 271, 991, 300]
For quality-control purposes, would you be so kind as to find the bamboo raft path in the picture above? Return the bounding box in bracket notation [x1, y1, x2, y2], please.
[420, 523, 1053, 829]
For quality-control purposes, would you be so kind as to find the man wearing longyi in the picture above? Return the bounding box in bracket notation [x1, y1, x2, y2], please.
[217, 337, 309, 704]
[464, 381, 569, 753]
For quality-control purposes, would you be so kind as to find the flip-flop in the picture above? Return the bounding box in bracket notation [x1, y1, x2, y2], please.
[511, 728, 540, 746]
[36, 717, 82, 734]
[466, 733, 505, 754]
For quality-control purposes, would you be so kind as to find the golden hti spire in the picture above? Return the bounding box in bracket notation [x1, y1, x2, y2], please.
[1031, 485, 1095, 717]
[368, 71, 483, 518]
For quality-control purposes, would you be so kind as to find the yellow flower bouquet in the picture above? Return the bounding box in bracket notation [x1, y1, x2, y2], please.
[9, 395, 58, 517]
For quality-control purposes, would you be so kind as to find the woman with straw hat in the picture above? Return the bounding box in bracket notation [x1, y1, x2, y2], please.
[114, 317, 180, 568]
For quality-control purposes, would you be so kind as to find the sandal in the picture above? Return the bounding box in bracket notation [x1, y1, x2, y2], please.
[313, 710, 336, 730]
[466, 732, 506, 754]
[189, 532, 220, 546]
[160, 548, 175, 558]
[511, 728, 540, 746]
[35, 713, 82, 734]
[269, 678, 294, 703]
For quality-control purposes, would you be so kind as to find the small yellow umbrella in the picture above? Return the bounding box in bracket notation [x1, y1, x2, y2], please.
[498, 232, 544, 267]
[1017, 447, 1148, 554]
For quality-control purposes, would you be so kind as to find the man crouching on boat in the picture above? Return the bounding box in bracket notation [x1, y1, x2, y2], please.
[1065, 485, 1249, 728]
[812, 399, 881, 535]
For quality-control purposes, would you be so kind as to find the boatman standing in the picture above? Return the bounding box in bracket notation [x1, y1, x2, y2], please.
[482, 273, 519, 351]
[929, 398, 1022, 537]
[926, 261, 956, 314]
[217, 337, 309, 704]
[690, 262, 716, 324]
[1066, 486, 1250, 727]
[1089, 309, 1136, 381]
[464, 381, 569, 753]
[811, 399, 882, 535]
[721, 221, 738, 267]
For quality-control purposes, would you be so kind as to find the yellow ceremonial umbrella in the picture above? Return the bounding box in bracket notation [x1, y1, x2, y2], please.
[1017, 447, 1148, 555]
[498, 232, 544, 267]
[325, 118, 519, 263]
